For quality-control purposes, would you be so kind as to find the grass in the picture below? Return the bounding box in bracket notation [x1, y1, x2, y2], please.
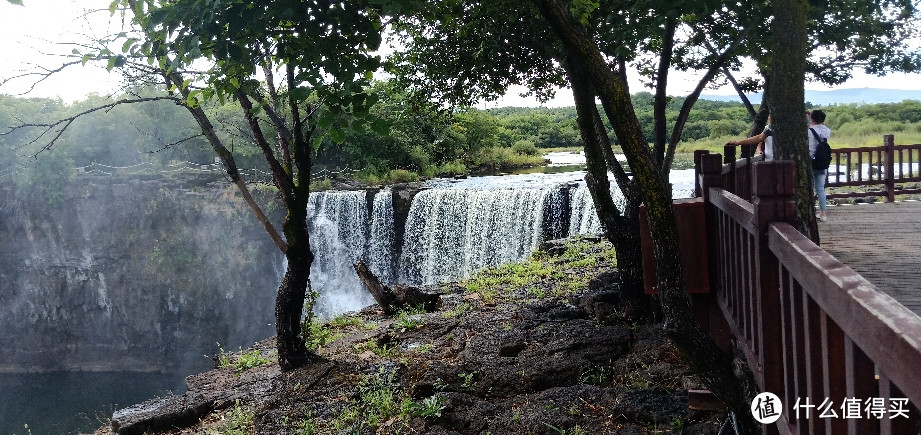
[331, 367, 446, 432]
[216, 400, 254, 435]
[396, 304, 428, 330]
[461, 237, 618, 304]
[216, 345, 272, 373]
[353, 339, 396, 358]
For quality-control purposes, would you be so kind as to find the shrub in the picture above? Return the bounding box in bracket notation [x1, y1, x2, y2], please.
[385, 169, 419, 183]
[435, 160, 467, 177]
[512, 140, 539, 156]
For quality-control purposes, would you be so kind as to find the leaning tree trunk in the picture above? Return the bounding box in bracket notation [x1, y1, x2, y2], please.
[563, 51, 649, 320]
[533, 0, 761, 431]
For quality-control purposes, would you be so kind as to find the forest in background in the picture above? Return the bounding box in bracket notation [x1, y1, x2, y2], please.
[3, 80, 921, 201]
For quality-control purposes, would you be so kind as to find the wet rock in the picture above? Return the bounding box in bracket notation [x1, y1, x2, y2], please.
[538, 238, 569, 256]
[571, 289, 622, 323]
[111, 350, 281, 435]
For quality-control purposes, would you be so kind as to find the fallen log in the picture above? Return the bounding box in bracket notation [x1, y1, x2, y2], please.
[353, 259, 396, 313]
[353, 260, 440, 315]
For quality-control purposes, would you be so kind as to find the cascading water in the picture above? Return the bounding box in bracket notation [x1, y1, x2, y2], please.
[307, 190, 392, 317]
[568, 184, 603, 236]
[367, 189, 395, 284]
[400, 187, 563, 286]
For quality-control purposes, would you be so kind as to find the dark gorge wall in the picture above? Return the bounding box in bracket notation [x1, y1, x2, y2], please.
[0, 174, 285, 373]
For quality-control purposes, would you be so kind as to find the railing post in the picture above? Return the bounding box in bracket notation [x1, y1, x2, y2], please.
[723, 144, 737, 164]
[884, 134, 895, 202]
[700, 153, 733, 354]
[751, 161, 797, 401]
[700, 153, 724, 203]
[723, 145, 736, 196]
[694, 150, 710, 198]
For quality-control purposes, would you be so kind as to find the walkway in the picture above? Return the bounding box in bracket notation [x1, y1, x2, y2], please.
[819, 200, 921, 315]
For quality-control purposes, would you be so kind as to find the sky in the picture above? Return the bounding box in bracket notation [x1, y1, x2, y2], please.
[3, 0, 921, 107]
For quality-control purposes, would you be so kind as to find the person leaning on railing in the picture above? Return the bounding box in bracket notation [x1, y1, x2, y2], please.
[726, 114, 774, 161]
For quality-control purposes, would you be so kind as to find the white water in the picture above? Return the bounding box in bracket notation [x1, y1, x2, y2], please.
[307, 191, 378, 316]
[305, 169, 697, 313]
[400, 187, 563, 285]
[367, 189, 395, 284]
[569, 184, 603, 235]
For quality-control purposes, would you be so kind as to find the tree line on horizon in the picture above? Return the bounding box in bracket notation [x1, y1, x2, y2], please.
[5, 86, 921, 193]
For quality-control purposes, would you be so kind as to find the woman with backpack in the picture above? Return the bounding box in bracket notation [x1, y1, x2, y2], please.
[809, 110, 832, 222]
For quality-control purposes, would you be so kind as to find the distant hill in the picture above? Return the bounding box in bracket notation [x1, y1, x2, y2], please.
[700, 88, 921, 106]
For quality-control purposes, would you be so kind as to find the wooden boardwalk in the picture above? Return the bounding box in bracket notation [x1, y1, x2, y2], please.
[819, 200, 921, 315]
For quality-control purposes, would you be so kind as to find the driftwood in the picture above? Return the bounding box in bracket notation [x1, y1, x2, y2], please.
[353, 260, 440, 315]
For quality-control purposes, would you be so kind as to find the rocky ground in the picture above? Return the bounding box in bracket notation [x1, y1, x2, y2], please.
[94, 237, 727, 435]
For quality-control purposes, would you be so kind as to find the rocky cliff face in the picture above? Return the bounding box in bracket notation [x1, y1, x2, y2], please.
[0, 173, 285, 373]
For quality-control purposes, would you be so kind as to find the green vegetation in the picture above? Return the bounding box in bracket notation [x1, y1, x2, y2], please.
[396, 305, 428, 330]
[331, 367, 445, 432]
[5, 90, 920, 191]
[219, 400, 254, 435]
[462, 238, 619, 304]
[216, 345, 272, 373]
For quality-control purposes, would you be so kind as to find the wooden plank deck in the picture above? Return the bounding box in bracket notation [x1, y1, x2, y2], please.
[819, 201, 921, 315]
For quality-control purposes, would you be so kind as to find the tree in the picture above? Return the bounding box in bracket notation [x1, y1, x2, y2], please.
[718, 0, 921, 241]
[3, 0, 409, 371]
[392, 0, 764, 430]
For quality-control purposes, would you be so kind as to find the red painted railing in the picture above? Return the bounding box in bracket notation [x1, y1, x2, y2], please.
[826, 135, 921, 202]
[692, 153, 921, 434]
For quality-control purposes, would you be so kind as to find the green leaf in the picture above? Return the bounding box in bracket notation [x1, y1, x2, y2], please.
[317, 112, 336, 129]
[311, 135, 324, 153]
[7, 0, 24, 6]
[329, 127, 346, 144]
[370, 119, 390, 135]
[121, 38, 137, 53]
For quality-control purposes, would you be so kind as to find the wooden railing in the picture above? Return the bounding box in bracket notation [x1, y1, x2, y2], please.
[826, 135, 921, 202]
[693, 153, 921, 434]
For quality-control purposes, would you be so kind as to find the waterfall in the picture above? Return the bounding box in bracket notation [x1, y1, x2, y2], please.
[400, 187, 556, 285]
[568, 185, 603, 236]
[367, 189, 395, 284]
[307, 190, 390, 317]
[567, 184, 631, 236]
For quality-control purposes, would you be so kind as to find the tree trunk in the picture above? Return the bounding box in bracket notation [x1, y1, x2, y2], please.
[276, 216, 313, 371]
[767, 0, 817, 243]
[533, 0, 760, 431]
[563, 51, 648, 320]
[354, 259, 396, 314]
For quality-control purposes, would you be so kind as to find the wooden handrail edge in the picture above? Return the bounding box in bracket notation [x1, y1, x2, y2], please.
[766, 222, 921, 404]
[707, 187, 757, 233]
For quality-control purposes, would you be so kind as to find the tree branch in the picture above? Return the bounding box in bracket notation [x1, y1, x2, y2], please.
[164, 69, 289, 254]
[664, 25, 753, 173]
[236, 90, 296, 203]
[652, 17, 677, 170]
[2, 96, 180, 157]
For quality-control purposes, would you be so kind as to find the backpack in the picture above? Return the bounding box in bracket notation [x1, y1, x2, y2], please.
[810, 128, 832, 170]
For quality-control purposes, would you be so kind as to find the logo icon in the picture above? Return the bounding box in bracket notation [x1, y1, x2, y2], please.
[751, 392, 783, 424]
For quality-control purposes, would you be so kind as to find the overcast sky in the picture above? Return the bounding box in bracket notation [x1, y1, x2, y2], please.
[3, 0, 921, 107]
